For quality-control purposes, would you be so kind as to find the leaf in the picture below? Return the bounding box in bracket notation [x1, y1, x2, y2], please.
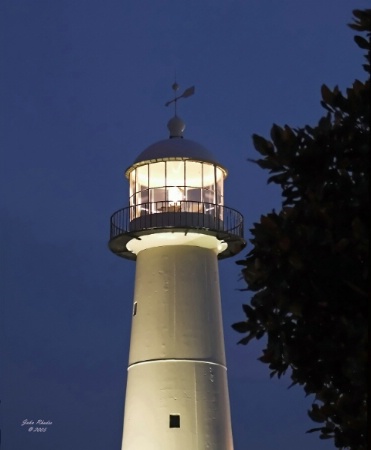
[260, 214, 279, 230]
[268, 172, 289, 185]
[269, 124, 282, 141]
[308, 405, 326, 423]
[252, 134, 274, 156]
[242, 303, 256, 319]
[258, 349, 273, 363]
[321, 84, 334, 105]
[231, 321, 249, 333]
[319, 434, 333, 440]
[354, 35, 369, 49]
[256, 329, 265, 339]
[306, 427, 323, 434]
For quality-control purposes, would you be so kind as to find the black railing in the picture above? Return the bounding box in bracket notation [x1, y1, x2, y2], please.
[110, 201, 244, 240]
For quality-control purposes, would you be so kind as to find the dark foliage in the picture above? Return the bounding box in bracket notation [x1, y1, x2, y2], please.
[233, 10, 369, 449]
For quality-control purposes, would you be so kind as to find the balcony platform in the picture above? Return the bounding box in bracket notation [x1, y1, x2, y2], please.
[109, 201, 246, 260]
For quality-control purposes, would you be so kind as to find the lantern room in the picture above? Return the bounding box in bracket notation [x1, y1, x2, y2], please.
[126, 139, 227, 222]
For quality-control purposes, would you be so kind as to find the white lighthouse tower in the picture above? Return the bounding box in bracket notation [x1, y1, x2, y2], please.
[109, 87, 246, 450]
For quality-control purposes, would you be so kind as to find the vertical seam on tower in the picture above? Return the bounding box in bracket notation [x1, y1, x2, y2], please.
[194, 363, 199, 450]
[173, 258, 176, 345]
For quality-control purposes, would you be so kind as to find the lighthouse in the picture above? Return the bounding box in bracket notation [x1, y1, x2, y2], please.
[109, 87, 246, 450]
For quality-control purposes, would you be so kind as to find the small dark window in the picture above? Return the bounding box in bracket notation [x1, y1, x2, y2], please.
[133, 302, 137, 316]
[169, 414, 180, 428]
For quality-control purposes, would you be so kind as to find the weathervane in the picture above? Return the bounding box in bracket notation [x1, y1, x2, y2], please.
[165, 83, 195, 115]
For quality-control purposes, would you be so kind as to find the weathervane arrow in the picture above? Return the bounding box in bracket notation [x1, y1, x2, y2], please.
[165, 85, 195, 108]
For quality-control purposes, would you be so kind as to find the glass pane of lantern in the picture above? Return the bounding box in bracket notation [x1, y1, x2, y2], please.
[129, 169, 136, 207]
[185, 161, 202, 188]
[203, 189, 215, 204]
[134, 164, 149, 218]
[166, 161, 185, 187]
[136, 189, 149, 216]
[149, 162, 165, 188]
[203, 163, 215, 190]
[216, 167, 224, 206]
[150, 188, 166, 202]
[186, 187, 201, 202]
[136, 164, 149, 192]
[202, 163, 216, 205]
[150, 187, 166, 213]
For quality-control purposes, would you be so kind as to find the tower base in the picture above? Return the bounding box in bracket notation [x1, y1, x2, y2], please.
[122, 360, 233, 450]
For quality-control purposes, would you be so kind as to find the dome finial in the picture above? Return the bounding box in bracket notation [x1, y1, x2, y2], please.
[164, 82, 195, 138]
[167, 115, 186, 138]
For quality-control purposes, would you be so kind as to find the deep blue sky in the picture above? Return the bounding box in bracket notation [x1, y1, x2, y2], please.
[0, 1, 368, 449]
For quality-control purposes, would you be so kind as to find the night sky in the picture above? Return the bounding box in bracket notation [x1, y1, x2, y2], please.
[0, 1, 367, 449]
